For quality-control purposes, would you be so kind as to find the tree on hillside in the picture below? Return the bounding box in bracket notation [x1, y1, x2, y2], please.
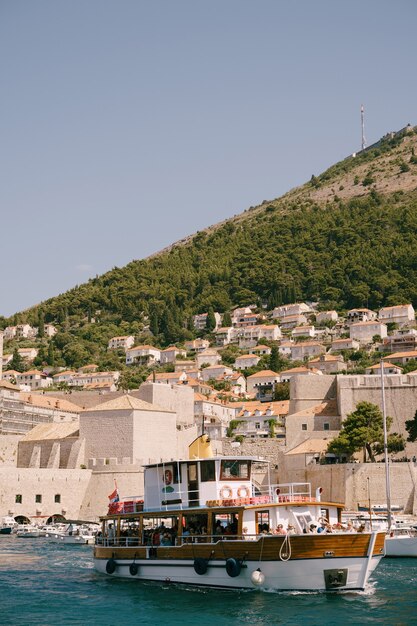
[405, 410, 417, 442]
[273, 382, 290, 401]
[47, 341, 55, 367]
[269, 346, 280, 373]
[38, 309, 45, 338]
[8, 348, 25, 372]
[205, 307, 217, 332]
[149, 308, 159, 336]
[222, 311, 232, 327]
[327, 401, 405, 462]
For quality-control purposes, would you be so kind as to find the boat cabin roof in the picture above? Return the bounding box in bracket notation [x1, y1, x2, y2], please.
[142, 456, 267, 469]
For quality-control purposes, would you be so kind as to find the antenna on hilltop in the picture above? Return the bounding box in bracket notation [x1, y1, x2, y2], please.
[361, 104, 366, 151]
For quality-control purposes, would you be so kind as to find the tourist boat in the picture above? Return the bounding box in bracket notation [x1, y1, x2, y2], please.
[93, 436, 385, 591]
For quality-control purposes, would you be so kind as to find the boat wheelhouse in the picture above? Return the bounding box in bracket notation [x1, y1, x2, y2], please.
[94, 436, 385, 591]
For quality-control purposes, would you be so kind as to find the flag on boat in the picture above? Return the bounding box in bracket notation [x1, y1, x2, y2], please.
[108, 486, 119, 504]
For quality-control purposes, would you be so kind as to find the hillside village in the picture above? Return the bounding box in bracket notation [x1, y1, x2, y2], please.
[1, 299, 417, 524]
[1, 125, 417, 525]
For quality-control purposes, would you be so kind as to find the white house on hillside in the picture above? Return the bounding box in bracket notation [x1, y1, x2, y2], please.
[196, 349, 221, 369]
[160, 346, 187, 364]
[290, 342, 325, 361]
[271, 303, 312, 320]
[234, 354, 260, 370]
[126, 345, 161, 366]
[193, 312, 221, 331]
[349, 321, 387, 344]
[378, 304, 415, 327]
[316, 311, 338, 324]
[108, 335, 135, 351]
[346, 308, 377, 324]
[292, 325, 315, 339]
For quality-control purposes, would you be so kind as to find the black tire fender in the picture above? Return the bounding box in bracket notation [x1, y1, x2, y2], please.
[193, 557, 209, 575]
[129, 562, 139, 576]
[106, 558, 117, 574]
[226, 557, 241, 577]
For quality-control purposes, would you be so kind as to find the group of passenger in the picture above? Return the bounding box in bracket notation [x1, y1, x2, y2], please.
[268, 519, 366, 535]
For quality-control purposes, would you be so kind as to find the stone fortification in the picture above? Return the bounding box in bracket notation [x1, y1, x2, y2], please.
[337, 374, 417, 441]
[289, 376, 337, 415]
[0, 467, 92, 521]
[137, 382, 195, 426]
[79, 464, 145, 520]
[289, 373, 417, 456]
[280, 460, 417, 514]
[0, 435, 21, 466]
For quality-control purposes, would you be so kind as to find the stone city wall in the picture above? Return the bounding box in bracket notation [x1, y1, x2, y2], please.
[0, 467, 92, 521]
[281, 461, 417, 514]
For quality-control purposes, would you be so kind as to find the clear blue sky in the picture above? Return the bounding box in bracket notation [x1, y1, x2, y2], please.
[1, 0, 416, 317]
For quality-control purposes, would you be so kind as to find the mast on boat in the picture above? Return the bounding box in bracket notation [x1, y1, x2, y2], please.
[380, 359, 393, 529]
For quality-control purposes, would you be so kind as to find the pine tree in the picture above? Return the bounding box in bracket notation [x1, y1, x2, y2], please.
[47, 342, 55, 367]
[38, 309, 45, 338]
[8, 348, 24, 372]
[222, 311, 232, 327]
[269, 346, 281, 372]
[206, 307, 217, 332]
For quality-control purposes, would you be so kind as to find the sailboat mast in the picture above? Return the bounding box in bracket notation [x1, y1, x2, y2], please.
[380, 359, 392, 528]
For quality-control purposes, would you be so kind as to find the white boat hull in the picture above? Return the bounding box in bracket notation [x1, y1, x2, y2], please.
[94, 554, 382, 591]
[47, 533, 95, 545]
[385, 535, 417, 557]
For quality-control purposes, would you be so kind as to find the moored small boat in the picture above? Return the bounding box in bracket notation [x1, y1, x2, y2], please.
[47, 521, 97, 544]
[16, 525, 41, 538]
[0, 517, 16, 535]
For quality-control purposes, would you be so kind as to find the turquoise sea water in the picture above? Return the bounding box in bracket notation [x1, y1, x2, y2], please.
[0, 536, 416, 626]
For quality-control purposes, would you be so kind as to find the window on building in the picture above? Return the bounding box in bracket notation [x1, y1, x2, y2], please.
[15, 494, 22, 504]
[54, 494, 61, 504]
[255, 422, 261, 429]
[35, 494, 42, 503]
[323, 423, 330, 431]
[302, 424, 307, 431]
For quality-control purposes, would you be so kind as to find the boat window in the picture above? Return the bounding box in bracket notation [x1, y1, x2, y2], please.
[142, 515, 179, 547]
[220, 460, 250, 480]
[200, 460, 215, 482]
[293, 512, 313, 533]
[212, 512, 239, 540]
[182, 513, 209, 542]
[188, 463, 197, 482]
[255, 510, 270, 534]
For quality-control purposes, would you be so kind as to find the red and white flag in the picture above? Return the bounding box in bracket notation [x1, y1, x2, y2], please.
[108, 484, 119, 504]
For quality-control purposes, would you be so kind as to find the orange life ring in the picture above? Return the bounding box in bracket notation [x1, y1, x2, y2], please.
[237, 486, 250, 498]
[220, 486, 233, 499]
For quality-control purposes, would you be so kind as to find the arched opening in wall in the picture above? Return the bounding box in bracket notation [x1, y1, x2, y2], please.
[15, 515, 31, 524]
[46, 514, 66, 524]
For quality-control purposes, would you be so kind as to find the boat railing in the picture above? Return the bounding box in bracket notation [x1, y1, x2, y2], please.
[96, 533, 265, 547]
[268, 482, 313, 503]
[107, 498, 144, 515]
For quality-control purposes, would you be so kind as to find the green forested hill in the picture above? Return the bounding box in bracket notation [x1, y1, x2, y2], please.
[3, 126, 417, 370]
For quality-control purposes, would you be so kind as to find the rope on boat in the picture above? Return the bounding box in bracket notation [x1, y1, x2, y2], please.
[258, 534, 265, 566]
[279, 533, 292, 562]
